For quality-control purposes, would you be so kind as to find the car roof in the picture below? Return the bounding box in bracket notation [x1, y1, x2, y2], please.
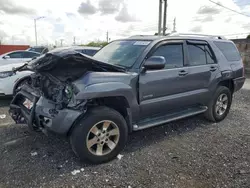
[29, 46, 47, 48]
[2, 50, 41, 55]
[126, 33, 230, 43]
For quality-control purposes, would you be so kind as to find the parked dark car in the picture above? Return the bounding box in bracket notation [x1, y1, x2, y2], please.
[72, 46, 100, 56]
[10, 34, 245, 164]
[27, 46, 49, 54]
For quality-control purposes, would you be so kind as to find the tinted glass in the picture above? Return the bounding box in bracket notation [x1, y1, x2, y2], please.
[28, 47, 44, 53]
[214, 41, 240, 61]
[94, 40, 151, 67]
[205, 45, 215, 64]
[84, 49, 98, 56]
[8, 52, 23, 58]
[152, 44, 183, 69]
[188, 44, 206, 66]
[23, 51, 40, 58]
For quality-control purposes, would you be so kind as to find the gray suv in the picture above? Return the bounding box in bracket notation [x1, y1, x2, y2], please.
[10, 34, 245, 163]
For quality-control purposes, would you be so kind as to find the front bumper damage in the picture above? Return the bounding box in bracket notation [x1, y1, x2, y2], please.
[9, 85, 83, 135]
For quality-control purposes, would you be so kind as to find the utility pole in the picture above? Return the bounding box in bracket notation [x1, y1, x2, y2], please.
[162, 0, 167, 35]
[34, 16, 45, 46]
[106, 31, 109, 43]
[173, 17, 176, 33]
[34, 19, 37, 45]
[60, 39, 64, 47]
[158, 0, 163, 35]
[73, 36, 76, 45]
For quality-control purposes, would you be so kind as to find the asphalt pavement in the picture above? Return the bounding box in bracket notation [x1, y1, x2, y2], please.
[0, 81, 250, 188]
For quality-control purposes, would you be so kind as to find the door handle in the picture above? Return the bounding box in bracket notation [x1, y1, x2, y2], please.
[210, 66, 217, 72]
[178, 70, 188, 76]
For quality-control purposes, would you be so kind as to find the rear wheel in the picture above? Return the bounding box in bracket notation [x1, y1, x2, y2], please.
[70, 106, 128, 164]
[205, 86, 232, 122]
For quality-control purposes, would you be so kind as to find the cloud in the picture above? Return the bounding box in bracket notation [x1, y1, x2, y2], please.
[225, 17, 232, 22]
[197, 6, 220, 14]
[78, 0, 97, 15]
[203, 15, 214, 22]
[115, 4, 138, 22]
[66, 12, 76, 18]
[56, 17, 62, 22]
[99, 0, 123, 15]
[0, 0, 36, 15]
[190, 26, 202, 33]
[0, 29, 7, 37]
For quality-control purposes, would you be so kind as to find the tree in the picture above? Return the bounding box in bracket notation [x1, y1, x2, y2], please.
[247, 34, 250, 39]
[83, 41, 108, 47]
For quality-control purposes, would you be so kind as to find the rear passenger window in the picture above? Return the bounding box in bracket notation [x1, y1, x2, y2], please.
[188, 44, 206, 66]
[187, 43, 216, 66]
[152, 44, 183, 69]
[214, 41, 240, 61]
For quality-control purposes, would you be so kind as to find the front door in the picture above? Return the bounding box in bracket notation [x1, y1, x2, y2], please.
[139, 41, 190, 119]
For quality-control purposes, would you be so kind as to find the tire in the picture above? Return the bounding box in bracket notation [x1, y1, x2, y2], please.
[204, 86, 232, 122]
[70, 106, 128, 164]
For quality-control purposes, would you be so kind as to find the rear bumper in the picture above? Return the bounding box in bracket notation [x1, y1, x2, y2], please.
[233, 77, 245, 92]
[9, 86, 82, 135]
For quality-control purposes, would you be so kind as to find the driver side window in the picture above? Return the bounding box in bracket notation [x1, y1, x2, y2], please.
[151, 44, 184, 69]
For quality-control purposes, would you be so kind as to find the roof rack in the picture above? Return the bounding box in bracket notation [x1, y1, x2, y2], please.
[168, 33, 226, 40]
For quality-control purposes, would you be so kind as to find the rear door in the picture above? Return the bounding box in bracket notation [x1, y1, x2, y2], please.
[183, 40, 220, 105]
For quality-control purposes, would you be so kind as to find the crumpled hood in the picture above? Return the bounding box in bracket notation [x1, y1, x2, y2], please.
[26, 48, 125, 73]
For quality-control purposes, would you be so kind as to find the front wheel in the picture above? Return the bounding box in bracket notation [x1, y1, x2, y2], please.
[70, 106, 128, 164]
[204, 86, 232, 122]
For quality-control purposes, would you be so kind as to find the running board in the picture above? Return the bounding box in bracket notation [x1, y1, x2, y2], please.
[133, 106, 208, 131]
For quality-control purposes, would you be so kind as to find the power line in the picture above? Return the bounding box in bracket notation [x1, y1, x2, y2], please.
[208, 0, 250, 18]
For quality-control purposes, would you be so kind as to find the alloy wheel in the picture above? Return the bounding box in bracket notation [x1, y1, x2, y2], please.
[86, 120, 120, 156]
[215, 93, 228, 116]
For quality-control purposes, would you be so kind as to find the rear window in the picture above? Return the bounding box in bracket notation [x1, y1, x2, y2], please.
[214, 41, 240, 61]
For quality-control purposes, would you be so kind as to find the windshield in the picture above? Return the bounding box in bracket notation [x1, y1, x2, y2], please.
[93, 40, 151, 67]
[28, 47, 44, 53]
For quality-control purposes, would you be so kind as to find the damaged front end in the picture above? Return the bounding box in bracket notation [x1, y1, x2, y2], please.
[9, 48, 125, 135]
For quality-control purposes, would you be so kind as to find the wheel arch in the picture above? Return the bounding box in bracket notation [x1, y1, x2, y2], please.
[218, 79, 234, 94]
[13, 75, 31, 94]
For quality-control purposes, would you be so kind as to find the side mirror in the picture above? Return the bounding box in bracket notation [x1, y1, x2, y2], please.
[143, 56, 166, 70]
[3, 55, 10, 59]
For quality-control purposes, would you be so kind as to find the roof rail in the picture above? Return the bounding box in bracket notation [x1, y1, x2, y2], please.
[129, 35, 157, 38]
[168, 33, 226, 40]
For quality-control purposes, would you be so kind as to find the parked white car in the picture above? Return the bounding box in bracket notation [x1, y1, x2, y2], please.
[0, 50, 40, 65]
[0, 63, 33, 96]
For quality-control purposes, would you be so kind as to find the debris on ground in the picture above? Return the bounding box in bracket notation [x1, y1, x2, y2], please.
[80, 168, 84, 172]
[30, 152, 38, 156]
[57, 165, 63, 170]
[71, 170, 81, 175]
[117, 154, 124, 160]
[105, 179, 109, 182]
[0, 114, 6, 119]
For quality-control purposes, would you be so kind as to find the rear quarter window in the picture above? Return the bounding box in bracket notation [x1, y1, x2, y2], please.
[214, 41, 241, 61]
